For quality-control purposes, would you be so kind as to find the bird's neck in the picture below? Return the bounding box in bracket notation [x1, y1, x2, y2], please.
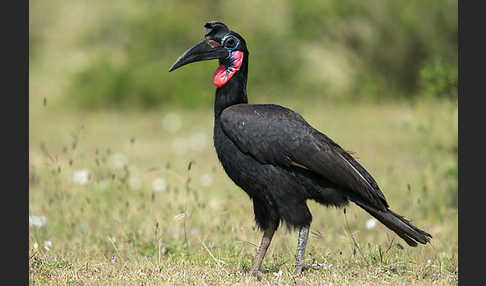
[214, 54, 249, 118]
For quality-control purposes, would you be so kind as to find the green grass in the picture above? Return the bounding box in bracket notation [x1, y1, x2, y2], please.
[29, 97, 457, 285]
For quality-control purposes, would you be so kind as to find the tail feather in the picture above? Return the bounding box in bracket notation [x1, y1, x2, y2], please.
[354, 201, 432, 247]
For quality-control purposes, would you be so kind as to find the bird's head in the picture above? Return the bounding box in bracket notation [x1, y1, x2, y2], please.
[169, 21, 247, 88]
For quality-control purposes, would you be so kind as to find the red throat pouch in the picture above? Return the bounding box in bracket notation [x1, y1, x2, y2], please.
[213, 51, 244, 88]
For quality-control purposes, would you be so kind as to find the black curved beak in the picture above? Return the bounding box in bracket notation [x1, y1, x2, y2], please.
[168, 39, 228, 72]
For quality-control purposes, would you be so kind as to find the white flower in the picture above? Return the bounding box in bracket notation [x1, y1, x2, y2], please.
[72, 169, 90, 185]
[109, 153, 127, 169]
[312, 263, 332, 270]
[190, 132, 208, 152]
[273, 270, 283, 277]
[174, 213, 185, 221]
[200, 174, 213, 187]
[152, 178, 167, 192]
[33, 242, 39, 249]
[163, 113, 182, 133]
[44, 240, 52, 250]
[365, 218, 377, 229]
[29, 216, 47, 228]
[439, 252, 450, 259]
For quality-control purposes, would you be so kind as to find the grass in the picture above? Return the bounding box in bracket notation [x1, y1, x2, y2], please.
[29, 96, 457, 285]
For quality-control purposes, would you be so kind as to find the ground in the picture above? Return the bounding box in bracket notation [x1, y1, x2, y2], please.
[29, 96, 457, 285]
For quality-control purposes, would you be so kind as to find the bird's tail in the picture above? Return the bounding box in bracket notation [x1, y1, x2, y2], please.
[354, 201, 432, 247]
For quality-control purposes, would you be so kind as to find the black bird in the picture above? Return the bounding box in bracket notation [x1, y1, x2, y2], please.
[169, 21, 431, 277]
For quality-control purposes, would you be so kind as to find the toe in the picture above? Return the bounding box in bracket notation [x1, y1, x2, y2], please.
[293, 262, 309, 277]
[250, 270, 263, 280]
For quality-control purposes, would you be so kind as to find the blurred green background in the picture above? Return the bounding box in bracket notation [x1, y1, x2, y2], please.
[29, 0, 457, 109]
[29, 1, 458, 283]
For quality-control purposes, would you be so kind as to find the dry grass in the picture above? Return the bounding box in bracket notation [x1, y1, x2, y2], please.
[30, 2, 457, 283]
[29, 94, 457, 285]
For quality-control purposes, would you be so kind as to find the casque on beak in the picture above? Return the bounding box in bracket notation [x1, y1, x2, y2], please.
[168, 39, 229, 72]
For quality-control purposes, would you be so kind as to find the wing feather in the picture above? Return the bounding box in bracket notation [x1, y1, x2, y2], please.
[220, 104, 388, 210]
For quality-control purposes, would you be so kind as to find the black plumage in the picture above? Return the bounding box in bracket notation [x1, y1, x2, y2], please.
[169, 21, 431, 277]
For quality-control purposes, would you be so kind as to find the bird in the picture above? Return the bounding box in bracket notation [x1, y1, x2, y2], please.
[168, 21, 431, 277]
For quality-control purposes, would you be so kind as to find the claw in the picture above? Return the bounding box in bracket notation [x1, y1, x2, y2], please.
[250, 270, 263, 280]
[293, 262, 309, 277]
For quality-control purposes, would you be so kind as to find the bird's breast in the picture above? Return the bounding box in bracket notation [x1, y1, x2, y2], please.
[213, 119, 264, 193]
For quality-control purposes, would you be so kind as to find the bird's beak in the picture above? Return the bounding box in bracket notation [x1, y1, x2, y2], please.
[168, 39, 229, 72]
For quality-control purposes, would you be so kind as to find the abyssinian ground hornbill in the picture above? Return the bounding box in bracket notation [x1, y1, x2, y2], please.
[169, 21, 431, 277]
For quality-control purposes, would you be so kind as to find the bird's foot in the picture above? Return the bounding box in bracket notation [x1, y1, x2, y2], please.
[293, 262, 309, 277]
[250, 269, 263, 280]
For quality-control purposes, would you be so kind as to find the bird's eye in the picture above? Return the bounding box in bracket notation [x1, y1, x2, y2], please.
[223, 36, 238, 49]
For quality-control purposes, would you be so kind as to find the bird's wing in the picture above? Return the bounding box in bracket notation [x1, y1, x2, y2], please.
[220, 104, 388, 210]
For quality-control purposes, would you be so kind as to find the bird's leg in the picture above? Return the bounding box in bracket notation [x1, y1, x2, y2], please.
[293, 225, 310, 276]
[250, 223, 277, 279]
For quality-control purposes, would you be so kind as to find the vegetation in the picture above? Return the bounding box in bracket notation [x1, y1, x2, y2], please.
[29, 0, 457, 109]
[29, 0, 457, 284]
[29, 98, 457, 284]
